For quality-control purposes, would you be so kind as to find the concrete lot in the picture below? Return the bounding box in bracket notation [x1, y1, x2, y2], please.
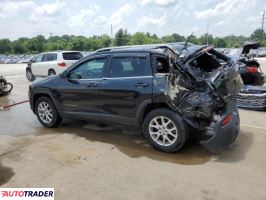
[0, 63, 266, 200]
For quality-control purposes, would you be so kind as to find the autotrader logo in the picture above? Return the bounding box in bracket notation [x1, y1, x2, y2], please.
[0, 188, 54, 200]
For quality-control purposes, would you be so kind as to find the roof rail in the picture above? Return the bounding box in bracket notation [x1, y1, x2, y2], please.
[95, 48, 112, 53]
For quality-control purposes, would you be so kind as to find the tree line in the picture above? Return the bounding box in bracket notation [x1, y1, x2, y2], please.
[0, 28, 265, 54]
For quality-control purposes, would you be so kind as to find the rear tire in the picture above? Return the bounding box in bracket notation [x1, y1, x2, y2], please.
[143, 108, 188, 153]
[26, 69, 36, 81]
[48, 69, 56, 76]
[35, 96, 61, 128]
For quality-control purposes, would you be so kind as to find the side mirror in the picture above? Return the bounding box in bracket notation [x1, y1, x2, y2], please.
[60, 71, 69, 79]
[69, 73, 82, 80]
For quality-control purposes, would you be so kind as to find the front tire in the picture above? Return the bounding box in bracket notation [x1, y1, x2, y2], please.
[26, 69, 36, 81]
[35, 96, 61, 128]
[143, 108, 188, 153]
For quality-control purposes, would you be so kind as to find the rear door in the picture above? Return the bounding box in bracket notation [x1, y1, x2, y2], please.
[40, 53, 58, 75]
[99, 53, 153, 125]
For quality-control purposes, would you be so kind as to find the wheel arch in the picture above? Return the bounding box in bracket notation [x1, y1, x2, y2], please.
[48, 68, 56, 75]
[32, 92, 61, 117]
[137, 101, 174, 128]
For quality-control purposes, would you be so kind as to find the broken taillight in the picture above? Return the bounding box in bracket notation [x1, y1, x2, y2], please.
[222, 114, 233, 127]
[58, 62, 66, 67]
[246, 66, 258, 73]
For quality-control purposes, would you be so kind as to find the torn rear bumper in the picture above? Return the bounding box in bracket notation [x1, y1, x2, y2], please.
[200, 103, 240, 154]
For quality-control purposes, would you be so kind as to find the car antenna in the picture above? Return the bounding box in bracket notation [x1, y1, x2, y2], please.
[181, 32, 194, 52]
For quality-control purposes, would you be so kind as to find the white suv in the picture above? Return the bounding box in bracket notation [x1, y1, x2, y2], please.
[26, 51, 83, 81]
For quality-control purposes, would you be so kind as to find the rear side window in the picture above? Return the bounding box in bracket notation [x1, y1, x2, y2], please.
[154, 56, 170, 73]
[108, 56, 151, 78]
[63, 52, 83, 60]
[42, 53, 57, 62]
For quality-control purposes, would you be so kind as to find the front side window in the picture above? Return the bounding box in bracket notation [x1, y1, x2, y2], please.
[34, 55, 43, 62]
[108, 56, 151, 78]
[69, 57, 106, 79]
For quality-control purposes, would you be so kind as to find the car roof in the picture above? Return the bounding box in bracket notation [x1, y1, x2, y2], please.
[92, 42, 189, 55]
[41, 51, 81, 54]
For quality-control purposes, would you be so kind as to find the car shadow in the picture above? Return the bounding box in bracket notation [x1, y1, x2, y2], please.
[0, 161, 14, 186]
[47, 121, 212, 166]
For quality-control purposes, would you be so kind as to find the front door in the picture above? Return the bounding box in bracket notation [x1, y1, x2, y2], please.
[56, 56, 108, 120]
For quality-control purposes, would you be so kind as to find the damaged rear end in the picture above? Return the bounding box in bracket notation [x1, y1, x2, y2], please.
[156, 44, 243, 153]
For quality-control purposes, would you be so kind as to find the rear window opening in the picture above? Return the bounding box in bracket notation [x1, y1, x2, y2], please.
[63, 52, 83, 60]
[190, 49, 229, 72]
[154, 56, 170, 73]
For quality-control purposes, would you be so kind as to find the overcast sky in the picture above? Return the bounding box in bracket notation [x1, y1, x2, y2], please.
[0, 0, 265, 40]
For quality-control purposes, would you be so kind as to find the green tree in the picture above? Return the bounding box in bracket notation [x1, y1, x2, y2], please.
[214, 38, 226, 48]
[0, 39, 11, 53]
[114, 29, 130, 46]
[12, 38, 30, 53]
[251, 28, 266, 41]
[129, 32, 149, 45]
[100, 34, 112, 48]
[26, 35, 45, 53]
[171, 33, 185, 42]
[161, 35, 176, 43]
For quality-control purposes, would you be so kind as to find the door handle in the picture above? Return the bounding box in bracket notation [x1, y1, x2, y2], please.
[87, 82, 97, 87]
[135, 83, 149, 88]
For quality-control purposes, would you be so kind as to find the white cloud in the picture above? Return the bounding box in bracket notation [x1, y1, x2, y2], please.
[31, 0, 66, 19]
[138, 15, 167, 27]
[93, 3, 134, 28]
[215, 21, 225, 27]
[140, 0, 177, 7]
[195, 0, 255, 19]
[110, 3, 134, 26]
[0, 0, 35, 18]
[68, 5, 99, 27]
[93, 15, 108, 26]
[244, 14, 261, 23]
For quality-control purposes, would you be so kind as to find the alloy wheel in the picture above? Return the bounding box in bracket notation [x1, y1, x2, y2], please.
[149, 116, 178, 146]
[38, 101, 53, 124]
[26, 71, 33, 80]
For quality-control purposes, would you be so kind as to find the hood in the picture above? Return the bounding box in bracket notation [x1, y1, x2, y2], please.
[241, 42, 260, 54]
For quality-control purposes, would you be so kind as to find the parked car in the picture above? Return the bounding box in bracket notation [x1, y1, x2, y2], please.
[4, 58, 17, 64]
[26, 51, 83, 81]
[29, 43, 242, 153]
[257, 49, 266, 57]
[238, 42, 264, 85]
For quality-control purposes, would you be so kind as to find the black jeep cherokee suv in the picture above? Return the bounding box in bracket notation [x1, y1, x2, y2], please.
[29, 43, 242, 153]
